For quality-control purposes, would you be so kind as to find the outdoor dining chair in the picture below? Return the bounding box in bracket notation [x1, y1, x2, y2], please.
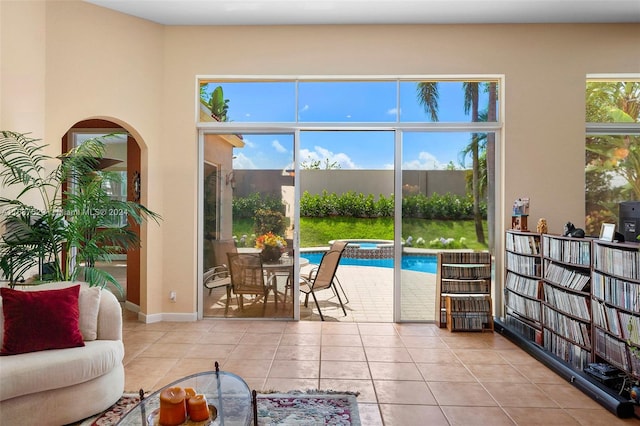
[299, 248, 347, 321]
[202, 239, 236, 314]
[227, 252, 277, 313]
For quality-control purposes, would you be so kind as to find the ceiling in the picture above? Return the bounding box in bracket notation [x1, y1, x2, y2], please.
[84, 0, 640, 26]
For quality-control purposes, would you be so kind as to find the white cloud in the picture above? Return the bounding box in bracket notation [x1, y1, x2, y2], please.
[300, 145, 359, 169]
[240, 137, 256, 149]
[232, 152, 257, 169]
[387, 107, 398, 115]
[402, 151, 446, 170]
[297, 105, 310, 120]
[272, 139, 287, 153]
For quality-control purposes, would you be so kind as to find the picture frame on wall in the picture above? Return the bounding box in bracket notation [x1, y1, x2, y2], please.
[599, 223, 615, 242]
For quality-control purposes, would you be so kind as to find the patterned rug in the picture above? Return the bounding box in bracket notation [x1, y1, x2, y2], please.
[75, 390, 360, 425]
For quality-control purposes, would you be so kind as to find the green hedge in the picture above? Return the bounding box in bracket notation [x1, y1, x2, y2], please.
[232, 192, 285, 218]
[233, 191, 487, 221]
[299, 190, 485, 220]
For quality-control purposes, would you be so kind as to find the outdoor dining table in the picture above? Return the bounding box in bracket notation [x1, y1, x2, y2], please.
[262, 256, 309, 304]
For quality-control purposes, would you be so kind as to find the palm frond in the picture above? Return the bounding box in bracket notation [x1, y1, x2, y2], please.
[0, 131, 52, 193]
[416, 82, 439, 122]
[77, 266, 123, 296]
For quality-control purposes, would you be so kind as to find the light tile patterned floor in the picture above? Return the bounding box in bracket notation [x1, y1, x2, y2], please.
[122, 312, 638, 425]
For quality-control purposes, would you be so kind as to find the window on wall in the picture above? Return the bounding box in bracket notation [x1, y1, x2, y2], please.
[198, 79, 500, 124]
[585, 79, 640, 240]
[198, 77, 502, 321]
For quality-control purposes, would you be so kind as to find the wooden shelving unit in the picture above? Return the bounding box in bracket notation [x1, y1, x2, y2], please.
[504, 230, 544, 344]
[446, 295, 493, 332]
[436, 251, 492, 331]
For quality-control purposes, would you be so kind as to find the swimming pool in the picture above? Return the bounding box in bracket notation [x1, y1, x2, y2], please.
[300, 251, 437, 274]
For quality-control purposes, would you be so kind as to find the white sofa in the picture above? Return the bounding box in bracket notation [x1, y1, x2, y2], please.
[0, 281, 125, 426]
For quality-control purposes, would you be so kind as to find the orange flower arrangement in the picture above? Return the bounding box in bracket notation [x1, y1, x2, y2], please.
[255, 232, 287, 250]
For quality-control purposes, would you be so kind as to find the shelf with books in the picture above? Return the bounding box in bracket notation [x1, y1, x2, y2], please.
[435, 251, 492, 329]
[591, 239, 640, 380]
[504, 230, 544, 344]
[541, 234, 593, 370]
[497, 232, 638, 418]
[446, 295, 493, 332]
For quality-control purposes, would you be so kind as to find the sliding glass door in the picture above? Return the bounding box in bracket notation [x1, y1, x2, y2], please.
[299, 130, 395, 321]
[201, 133, 295, 319]
[398, 131, 493, 322]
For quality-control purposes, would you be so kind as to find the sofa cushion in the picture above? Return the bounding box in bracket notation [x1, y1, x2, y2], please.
[0, 339, 125, 401]
[78, 286, 101, 341]
[0, 285, 85, 355]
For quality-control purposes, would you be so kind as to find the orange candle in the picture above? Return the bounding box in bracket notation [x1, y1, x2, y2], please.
[159, 386, 187, 426]
[184, 387, 196, 417]
[187, 394, 210, 422]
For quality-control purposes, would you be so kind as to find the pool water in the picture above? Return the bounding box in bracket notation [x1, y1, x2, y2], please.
[301, 252, 437, 274]
[354, 242, 379, 249]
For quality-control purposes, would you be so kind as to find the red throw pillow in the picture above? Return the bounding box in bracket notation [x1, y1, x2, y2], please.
[1, 285, 85, 355]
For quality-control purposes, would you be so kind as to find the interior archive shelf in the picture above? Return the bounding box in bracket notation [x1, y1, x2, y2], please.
[435, 251, 493, 331]
[495, 231, 640, 418]
[504, 230, 543, 344]
[591, 239, 640, 381]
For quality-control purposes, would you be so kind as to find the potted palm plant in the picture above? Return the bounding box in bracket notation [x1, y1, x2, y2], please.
[0, 130, 160, 293]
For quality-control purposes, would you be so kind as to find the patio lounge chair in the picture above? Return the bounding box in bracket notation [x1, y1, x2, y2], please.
[300, 240, 350, 304]
[300, 248, 347, 321]
[227, 252, 277, 313]
[203, 239, 236, 314]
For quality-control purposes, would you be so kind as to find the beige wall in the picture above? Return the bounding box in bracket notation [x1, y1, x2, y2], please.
[2, 0, 639, 320]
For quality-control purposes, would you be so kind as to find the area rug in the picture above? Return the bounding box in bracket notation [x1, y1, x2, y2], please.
[75, 390, 360, 425]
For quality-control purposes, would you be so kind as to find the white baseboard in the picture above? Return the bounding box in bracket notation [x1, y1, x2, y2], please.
[137, 311, 198, 323]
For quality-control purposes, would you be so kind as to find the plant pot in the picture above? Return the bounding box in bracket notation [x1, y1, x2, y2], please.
[261, 246, 281, 263]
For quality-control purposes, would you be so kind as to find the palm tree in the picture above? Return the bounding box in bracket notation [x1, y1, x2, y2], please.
[486, 82, 497, 251]
[416, 82, 439, 121]
[462, 82, 486, 245]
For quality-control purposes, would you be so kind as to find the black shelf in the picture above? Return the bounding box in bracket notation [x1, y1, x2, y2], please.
[495, 318, 635, 418]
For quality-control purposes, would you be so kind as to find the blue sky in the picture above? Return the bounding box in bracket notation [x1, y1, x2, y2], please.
[202, 81, 495, 170]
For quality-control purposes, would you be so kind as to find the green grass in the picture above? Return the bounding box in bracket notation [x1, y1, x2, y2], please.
[233, 217, 488, 250]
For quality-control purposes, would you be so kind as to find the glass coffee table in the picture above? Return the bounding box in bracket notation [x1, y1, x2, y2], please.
[117, 362, 255, 425]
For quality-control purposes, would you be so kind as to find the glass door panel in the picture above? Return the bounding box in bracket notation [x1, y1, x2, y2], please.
[202, 133, 295, 319]
[399, 131, 492, 321]
[299, 130, 395, 321]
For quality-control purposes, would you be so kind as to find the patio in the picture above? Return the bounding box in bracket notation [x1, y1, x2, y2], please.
[203, 264, 436, 322]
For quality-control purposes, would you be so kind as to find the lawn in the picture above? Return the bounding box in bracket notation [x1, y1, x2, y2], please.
[233, 217, 489, 250]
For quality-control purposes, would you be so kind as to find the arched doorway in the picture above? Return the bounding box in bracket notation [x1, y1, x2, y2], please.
[62, 119, 142, 307]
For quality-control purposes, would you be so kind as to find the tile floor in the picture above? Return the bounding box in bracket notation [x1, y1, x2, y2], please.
[121, 310, 638, 425]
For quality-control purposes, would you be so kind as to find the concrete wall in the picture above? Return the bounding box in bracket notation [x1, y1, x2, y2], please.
[234, 169, 468, 199]
[2, 0, 639, 319]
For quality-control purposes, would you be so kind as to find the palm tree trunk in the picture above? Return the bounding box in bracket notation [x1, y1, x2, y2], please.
[469, 85, 485, 245]
[472, 133, 485, 244]
[486, 82, 497, 251]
